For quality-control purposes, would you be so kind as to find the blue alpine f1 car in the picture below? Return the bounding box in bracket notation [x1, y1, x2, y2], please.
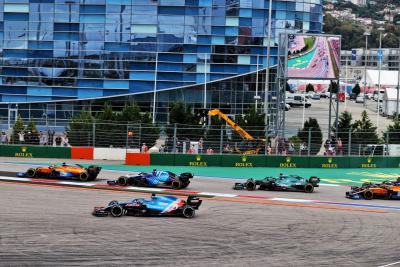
[92, 194, 202, 218]
[107, 170, 193, 189]
[234, 174, 320, 193]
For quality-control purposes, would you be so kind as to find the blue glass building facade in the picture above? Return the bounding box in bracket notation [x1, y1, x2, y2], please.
[0, 0, 323, 125]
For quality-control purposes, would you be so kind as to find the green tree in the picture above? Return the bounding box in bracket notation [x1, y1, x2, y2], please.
[118, 104, 141, 122]
[167, 102, 203, 141]
[352, 84, 361, 96]
[297, 118, 323, 155]
[386, 120, 400, 144]
[306, 84, 315, 93]
[66, 109, 94, 146]
[25, 117, 39, 145]
[12, 114, 25, 144]
[352, 110, 379, 145]
[236, 105, 265, 139]
[332, 111, 354, 154]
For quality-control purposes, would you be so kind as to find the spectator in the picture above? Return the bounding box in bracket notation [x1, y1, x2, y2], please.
[223, 144, 233, 153]
[188, 144, 195, 154]
[1, 131, 8, 144]
[39, 131, 47, 146]
[337, 138, 343, 155]
[47, 129, 55, 146]
[206, 147, 214, 154]
[18, 131, 25, 144]
[300, 142, 307, 155]
[267, 145, 272, 155]
[141, 143, 148, 153]
[288, 141, 295, 155]
[198, 137, 204, 154]
[62, 134, 69, 147]
[55, 136, 62, 146]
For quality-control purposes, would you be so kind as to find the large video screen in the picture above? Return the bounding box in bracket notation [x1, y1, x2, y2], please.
[287, 35, 341, 80]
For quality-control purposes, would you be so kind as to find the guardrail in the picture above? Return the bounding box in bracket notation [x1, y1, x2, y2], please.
[1, 145, 397, 168]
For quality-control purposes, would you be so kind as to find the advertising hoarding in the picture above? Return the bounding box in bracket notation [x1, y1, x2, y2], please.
[287, 34, 341, 80]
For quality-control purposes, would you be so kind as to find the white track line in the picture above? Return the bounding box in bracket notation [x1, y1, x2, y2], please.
[378, 261, 400, 267]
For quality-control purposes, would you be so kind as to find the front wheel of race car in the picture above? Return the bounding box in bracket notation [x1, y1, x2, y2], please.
[363, 190, 374, 200]
[245, 180, 256, 191]
[304, 183, 314, 193]
[110, 205, 124, 217]
[79, 172, 89, 181]
[172, 180, 182, 189]
[117, 176, 128, 186]
[182, 206, 195, 218]
[26, 168, 36, 178]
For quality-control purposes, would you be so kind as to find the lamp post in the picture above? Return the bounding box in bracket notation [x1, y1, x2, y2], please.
[376, 27, 384, 129]
[363, 32, 370, 107]
[254, 54, 260, 109]
[152, 52, 159, 124]
[264, 0, 273, 135]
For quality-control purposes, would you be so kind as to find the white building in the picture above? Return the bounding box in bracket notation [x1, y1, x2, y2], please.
[382, 88, 400, 117]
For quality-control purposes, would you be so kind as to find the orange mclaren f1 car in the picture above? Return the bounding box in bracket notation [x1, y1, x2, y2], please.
[346, 179, 400, 200]
[17, 163, 101, 181]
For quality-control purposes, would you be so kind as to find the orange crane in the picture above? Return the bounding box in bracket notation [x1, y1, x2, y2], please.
[208, 109, 265, 154]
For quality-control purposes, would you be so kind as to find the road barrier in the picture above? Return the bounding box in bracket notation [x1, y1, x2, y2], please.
[0, 144, 399, 168]
[0, 145, 71, 159]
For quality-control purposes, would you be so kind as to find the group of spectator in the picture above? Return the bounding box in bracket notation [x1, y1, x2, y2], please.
[324, 136, 343, 156]
[1, 129, 69, 147]
[277, 138, 308, 155]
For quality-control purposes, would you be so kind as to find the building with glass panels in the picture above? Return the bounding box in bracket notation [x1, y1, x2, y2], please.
[0, 0, 323, 129]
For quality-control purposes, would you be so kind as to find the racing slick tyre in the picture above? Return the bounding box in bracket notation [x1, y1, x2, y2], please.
[245, 180, 256, 191]
[304, 183, 314, 193]
[117, 176, 128, 186]
[110, 205, 124, 217]
[363, 190, 374, 200]
[79, 172, 89, 181]
[26, 168, 36, 178]
[182, 206, 195, 218]
[172, 180, 182, 189]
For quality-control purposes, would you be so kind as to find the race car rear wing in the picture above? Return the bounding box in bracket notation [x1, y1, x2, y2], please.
[187, 196, 202, 209]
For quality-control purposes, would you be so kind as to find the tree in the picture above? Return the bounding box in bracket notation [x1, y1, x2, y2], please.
[352, 83, 361, 96]
[332, 111, 354, 154]
[352, 110, 379, 145]
[25, 117, 40, 145]
[306, 84, 315, 93]
[297, 118, 323, 155]
[66, 109, 94, 146]
[386, 120, 400, 144]
[12, 114, 25, 144]
[328, 81, 338, 94]
[167, 102, 203, 140]
[236, 105, 265, 139]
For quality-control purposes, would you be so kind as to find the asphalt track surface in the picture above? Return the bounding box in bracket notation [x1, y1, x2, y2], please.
[2, 162, 400, 266]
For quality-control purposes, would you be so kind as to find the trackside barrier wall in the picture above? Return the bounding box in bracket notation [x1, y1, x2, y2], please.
[0, 145, 71, 159]
[71, 147, 93, 160]
[139, 154, 400, 168]
[94, 148, 126, 161]
[125, 153, 150, 165]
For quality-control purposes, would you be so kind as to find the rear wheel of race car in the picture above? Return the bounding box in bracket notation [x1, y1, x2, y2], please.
[363, 190, 374, 200]
[245, 180, 256, 191]
[79, 172, 89, 181]
[117, 176, 128, 186]
[172, 180, 182, 189]
[110, 205, 124, 217]
[26, 168, 36, 178]
[304, 183, 314, 193]
[182, 206, 195, 218]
